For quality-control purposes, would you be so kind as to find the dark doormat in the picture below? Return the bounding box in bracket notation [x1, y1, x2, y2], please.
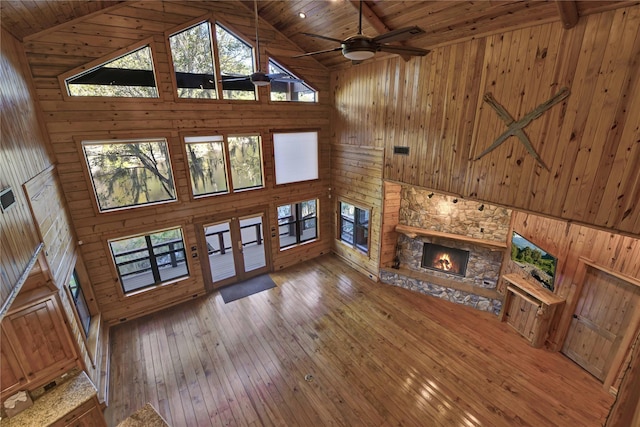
[219, 274, 276, 303]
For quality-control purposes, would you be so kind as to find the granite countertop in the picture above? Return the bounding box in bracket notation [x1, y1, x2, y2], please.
[1, 371, 97, 427]
[116, 403, 170, 427]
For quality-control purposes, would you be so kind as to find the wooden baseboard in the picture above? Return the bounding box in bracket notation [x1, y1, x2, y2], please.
[332, 252, 379, 282]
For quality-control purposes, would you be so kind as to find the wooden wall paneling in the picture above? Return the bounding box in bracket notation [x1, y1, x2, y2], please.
[0, 28, 53, 312]
[331, 5, 640, 235]
[379, 181, 401, 268]
[509, 211, 640, 353]
[20, 0, 331, 321]
[563, 8, 640, 225]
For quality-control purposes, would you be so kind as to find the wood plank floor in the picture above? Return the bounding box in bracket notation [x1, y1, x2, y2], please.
[105, 255, 614, 427]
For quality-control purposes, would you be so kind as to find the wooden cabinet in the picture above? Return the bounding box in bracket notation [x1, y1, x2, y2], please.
[0, 328, 27, 397]
[499, 274, 565, 348]
[1, 288, 78, 400]
[51, 396, 106, 427]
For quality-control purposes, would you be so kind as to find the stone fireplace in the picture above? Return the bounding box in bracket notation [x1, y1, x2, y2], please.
[380, 186, 512, 315]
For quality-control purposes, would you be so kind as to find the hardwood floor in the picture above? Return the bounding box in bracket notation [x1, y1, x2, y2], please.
[105, 255, 614, 426]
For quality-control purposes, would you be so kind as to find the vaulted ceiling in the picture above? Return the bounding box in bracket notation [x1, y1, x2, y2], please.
[1, 0, 634, 69]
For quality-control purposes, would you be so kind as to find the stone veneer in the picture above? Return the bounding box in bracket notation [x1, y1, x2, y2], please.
[380, 186, 512, 315]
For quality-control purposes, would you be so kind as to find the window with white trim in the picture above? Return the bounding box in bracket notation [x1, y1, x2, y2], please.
[65, 46, 158, 98]
[109, 227, 189, 294]
[340, 201, 370, 254]
[268, 59, 317, 102]
[273, 131, 318, 185]
[82, 138, 176, 212]
[184, 134, 263, 197]
[278, 200, 318, 249]
[68, 269, 91, 336]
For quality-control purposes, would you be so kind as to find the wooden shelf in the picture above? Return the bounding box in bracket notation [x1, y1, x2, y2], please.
[395, 224, 507, 250]
[501, 274, 565, 306]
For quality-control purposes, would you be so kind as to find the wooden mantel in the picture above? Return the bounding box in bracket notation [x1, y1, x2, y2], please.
[395, 224, 507, 250]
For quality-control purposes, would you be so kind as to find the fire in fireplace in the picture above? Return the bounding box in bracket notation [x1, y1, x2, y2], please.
[421, 243, 470, 277]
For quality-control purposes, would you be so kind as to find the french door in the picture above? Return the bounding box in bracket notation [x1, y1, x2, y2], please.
[198, 210, 270, 290]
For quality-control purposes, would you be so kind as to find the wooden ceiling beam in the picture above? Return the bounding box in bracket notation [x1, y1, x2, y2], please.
[556, 0, 579, 29]
[348, 0, 391, 35]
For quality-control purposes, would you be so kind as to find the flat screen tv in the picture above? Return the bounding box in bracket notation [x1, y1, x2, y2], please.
[510, 232, 557, 291]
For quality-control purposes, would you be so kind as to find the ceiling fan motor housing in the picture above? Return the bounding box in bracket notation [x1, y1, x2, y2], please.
[342, 35, 376, 60]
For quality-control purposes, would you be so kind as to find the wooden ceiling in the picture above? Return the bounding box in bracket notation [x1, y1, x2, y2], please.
[1, 0, 634, 69]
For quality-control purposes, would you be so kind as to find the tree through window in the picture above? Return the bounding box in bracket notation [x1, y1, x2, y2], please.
[82, 138, 177, 212]
[65, 46, 158, 98]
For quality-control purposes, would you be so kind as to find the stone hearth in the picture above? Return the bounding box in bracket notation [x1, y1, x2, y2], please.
[380, 186, 512, 315]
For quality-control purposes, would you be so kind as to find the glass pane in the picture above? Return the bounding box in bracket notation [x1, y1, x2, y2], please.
[150, 229, 188, 282]
[269, 59, 316, 102]
[356, 208, 369, 225]
[74, 287, 92, 335]
[109, 236, 154, 292]
[83, 139, 176, 211]
[205, 221, 236, 282]
[277, 204, 292, 221]
[169, 22, 217, 99]
[240, 216, 266, 272]
[299, 217, 317, 243]
[273, 132, 318, 185]
[340, 202, 355, 219]
[355, 225, 368, 253]
[228, 135, 263, 190]
[341, 219, 354, 244]
[185, 136, 228, 196]
[215, 24, 255, 100]
[66, 46, 158, 98]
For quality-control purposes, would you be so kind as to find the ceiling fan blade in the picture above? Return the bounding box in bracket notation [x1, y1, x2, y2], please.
[379, 45, 430, 57]
[373, 26, 425, 44]
[265, 73, 288, 79]
[301, 32, 344, 43]
[292, 47, 343, 58]
[271, 76, 304, 83]
[223, 76, 251, 82]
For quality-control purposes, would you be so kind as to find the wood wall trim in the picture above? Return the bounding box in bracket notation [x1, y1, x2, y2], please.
[556, 1, 579, 29]
[579, 257, 640, 289]
[0, 243, 44, 321]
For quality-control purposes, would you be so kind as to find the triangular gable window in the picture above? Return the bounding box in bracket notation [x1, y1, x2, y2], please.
[215, 23, 256, 100]
[65, 46, 158, 98]
[169, 22, 218, 99]
[269, 59, 316, 103]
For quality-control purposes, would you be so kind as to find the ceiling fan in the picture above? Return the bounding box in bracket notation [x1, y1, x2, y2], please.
[293, 0, 429, 63]
[225, 0, 303, 87]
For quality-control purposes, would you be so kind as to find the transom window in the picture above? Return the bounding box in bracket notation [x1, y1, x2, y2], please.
[109, 227, 189, 294]
[340, 201, 370, 254]
[82, 138, 176, 212]
[184, 134, 264, 197]
[65, 45, 158, 98]
[68, 270, 91, 336]
[269, 59, 317, 102]
[278, 200, 318, 249]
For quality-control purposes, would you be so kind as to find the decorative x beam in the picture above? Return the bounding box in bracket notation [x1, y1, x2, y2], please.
[475, 87, 570, 171]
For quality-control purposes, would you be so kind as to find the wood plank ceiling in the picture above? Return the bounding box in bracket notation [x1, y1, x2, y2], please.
[1, 0, 634, 69]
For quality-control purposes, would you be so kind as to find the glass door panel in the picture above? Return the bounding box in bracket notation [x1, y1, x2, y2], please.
[239, 215, 267, 273]
[204, 220, 236, 284]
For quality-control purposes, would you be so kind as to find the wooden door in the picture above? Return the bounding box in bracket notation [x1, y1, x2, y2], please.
[562, 266, 640, 382]
[198, 209, 270, 291]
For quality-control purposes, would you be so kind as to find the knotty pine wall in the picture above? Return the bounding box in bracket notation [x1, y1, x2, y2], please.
[332, 5, 640, 236]
[20, 1, 332, 322]
[331, 144, 384, 278]
[509, 211, 640, 352]
[1, 29, 101, 386]
[0, 28, 50, 312]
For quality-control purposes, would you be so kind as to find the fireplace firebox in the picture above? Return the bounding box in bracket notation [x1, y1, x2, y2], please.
[421, 243, 470, 277]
